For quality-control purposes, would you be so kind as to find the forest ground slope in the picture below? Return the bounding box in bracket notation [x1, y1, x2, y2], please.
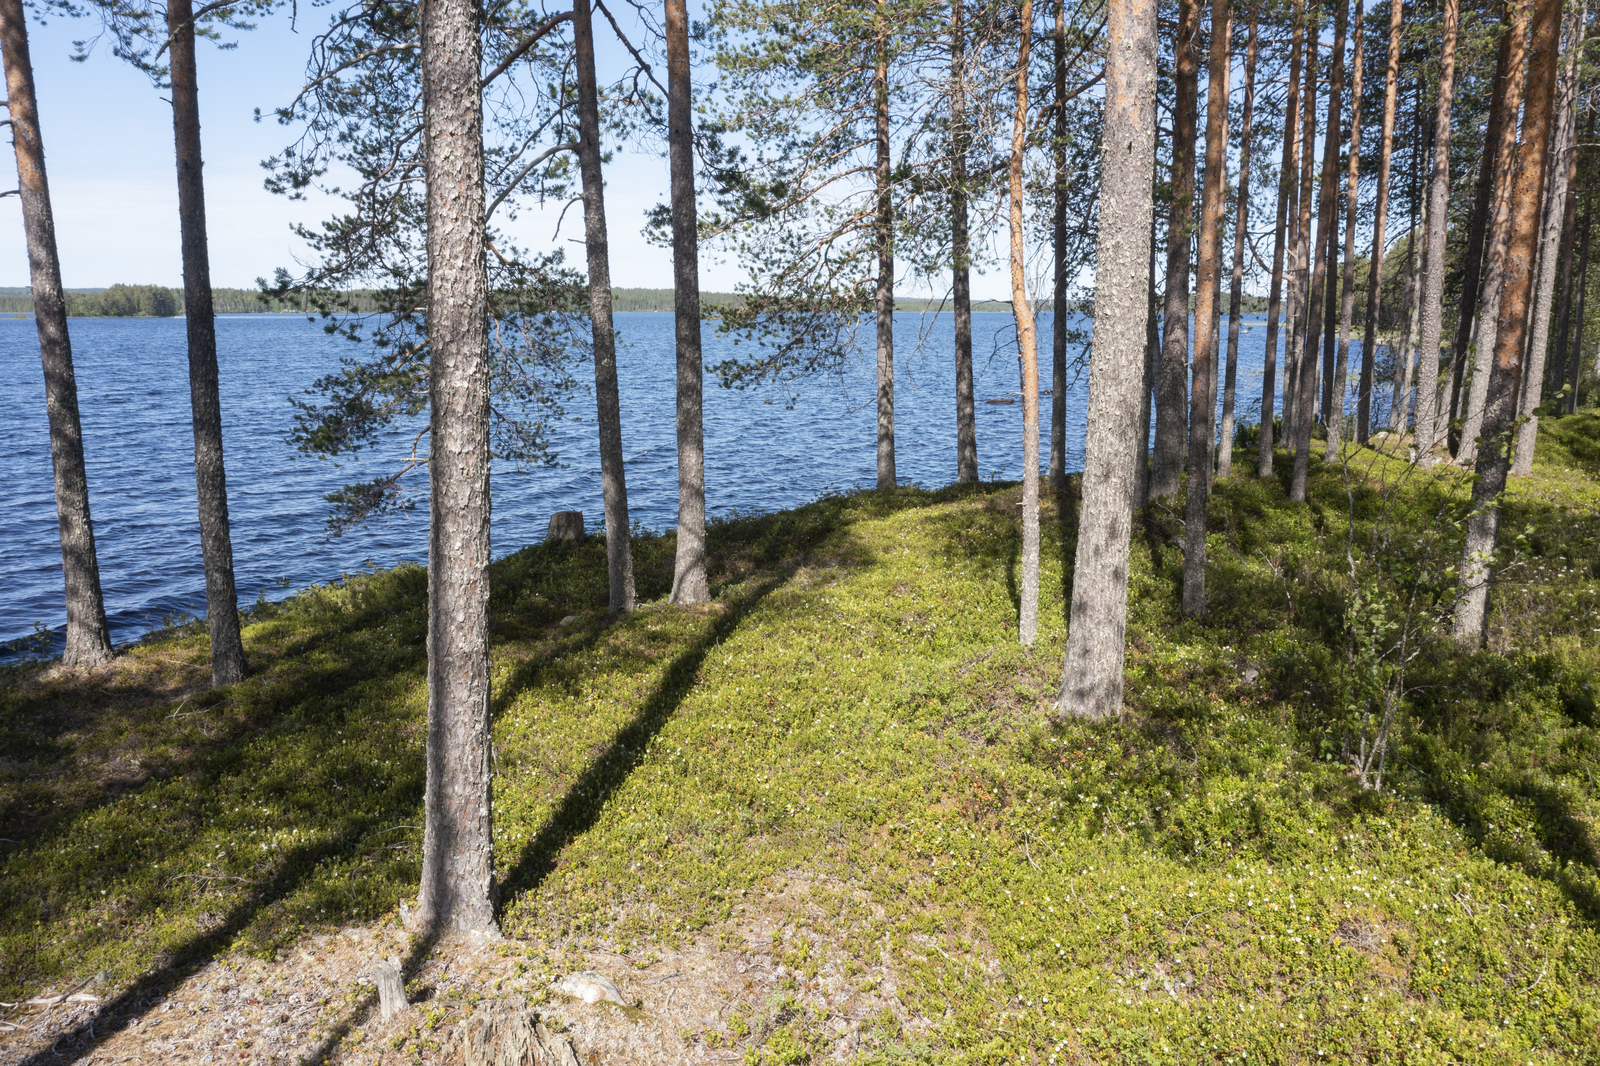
[3, 412, 1600, 1065]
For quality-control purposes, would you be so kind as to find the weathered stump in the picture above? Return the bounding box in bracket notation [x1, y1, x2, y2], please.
[546, 511, 585, 542]
[373, 956, 407, 1020]
[458, 1009, 579, 1066]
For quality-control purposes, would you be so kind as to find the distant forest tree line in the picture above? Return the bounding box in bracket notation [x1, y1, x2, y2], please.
[0, 284, 1086, 317]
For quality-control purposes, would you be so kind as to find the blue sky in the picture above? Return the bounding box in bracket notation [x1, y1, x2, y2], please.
[0, 5, 707, 291]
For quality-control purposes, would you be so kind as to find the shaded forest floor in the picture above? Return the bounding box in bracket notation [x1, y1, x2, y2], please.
[3, 411, 1600, 1065]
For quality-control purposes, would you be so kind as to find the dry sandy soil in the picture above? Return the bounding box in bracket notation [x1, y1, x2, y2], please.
[0, 878, 925, 1065]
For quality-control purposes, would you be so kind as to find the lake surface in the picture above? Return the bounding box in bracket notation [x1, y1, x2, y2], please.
[1, 309, 1356, 652]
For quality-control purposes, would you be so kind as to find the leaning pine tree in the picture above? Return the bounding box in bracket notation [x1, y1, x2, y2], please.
[0, 0, 116, 668]
[1059, 0, 1157, 718]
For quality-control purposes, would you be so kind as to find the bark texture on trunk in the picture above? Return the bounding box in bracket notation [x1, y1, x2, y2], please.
[952, 0, 977, 484]
[1390, 83, 1429, 433]
[1183, 0, 1231, 618]
[1218, 4, 1257, 480]
[1328, 0, 1364, 461]
[1290, 0, 1346, 502]
[1011, 0, 1041, 647]
[1151, 0, 1200, 501]
[418, 0, 497, 937]
[575, 0, 636, 612]
[666, 0, 709, 605]
[1514, 0, 1585, 474]
[168, 0, 244, 687]
[1258, 0, 1304, 478]
[1567, 205, 1593, 412]
[874, 3, 896, 491]
[1059, 0, 1157, 719]
[1411, 0, 1458, 465]
[1446, 27, 1514, 451]
[1284, 10, 1319, 454]
[1050, 0, 1070, 492]
[1454, 0, 1562, 646]
[1134, 201, 1158, 507]
[1458, 10, 1528, 466]
[1358, 0, 1405, 443]
[1, 0, 115, 669]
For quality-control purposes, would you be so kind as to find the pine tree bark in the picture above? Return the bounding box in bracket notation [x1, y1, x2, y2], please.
[167, 0, 245, 686]
[574, 0, 636, 612]
[1319, 194, 1340, 426]
[1357, 0, 1405, 443]
[666, 0, 709, 605]
[1050, 0, 1070, 492]
[1390, 80, 1429, 433]
[1011, 0, 1041, 647]
[1151, 0, 1200, 501]
[418, 0, 497, 937]
[1283, 8, 1320, 455]
[1514, 0, 1585, 474]
[1445, 27, 1514, 453]
[1566, 208, 1592, 412]
[1218, 4, 1257, 480]
[1258, 0, 1304, 478]
[1290, 0, 1347, 502]
[1059, 0, 1158, 718]
[1, 0, 115, 669]
[1411, 0, 1458, 464]
[1134, 198, 1159, 506]
[1183, 0, 1232, 617]
[951, 0, 977, 484]
[874, 1, 897, 491]
[1327, 0, 1363, 460]
[1458, 10, 1528, 466]
[1453, 0, 1562, 646]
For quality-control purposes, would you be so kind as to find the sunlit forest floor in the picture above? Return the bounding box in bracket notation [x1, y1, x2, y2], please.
[3, 411, 1600, 1066]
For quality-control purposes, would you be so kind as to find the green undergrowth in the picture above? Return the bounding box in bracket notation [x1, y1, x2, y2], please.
[3, 413, 1600, 1064]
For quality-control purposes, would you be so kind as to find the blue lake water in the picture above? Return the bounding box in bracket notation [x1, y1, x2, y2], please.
[1, 309, 1347, 651]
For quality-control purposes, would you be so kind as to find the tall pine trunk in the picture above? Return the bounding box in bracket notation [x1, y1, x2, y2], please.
[1151, 0, 1200, 500]
[574, 0, 635, 612]
[1183, 0, 1231, 617]
[1218, 4, 1257, 480]
[1412, 0, 1459, 464]
[1357, 0, 1405, 443]
[418, 0, 497, 937]
[1327, 0, 1363, 461]
[1446, 28, 1513, 452]
[1134, 195, 1159, 506]
[1566, 208, 1592, 412]
[952, 0, 977, 483]
[1284, 10, 1319, 456]
[1050, 0, 1070, 492]
[1453, 0, 1562, 646]
[1514, 0, 1585, 474]
[666, 0, 708, 604]
[1258, 0, 1304, 477]
[1059, 0, 1158, 718]
[874, 1, 896, 491]
[1, 0, 115, 669]
[1011, 0, 1041, 646]
[1390, 80, 1429, 433]
[1458, 10, 1528, 466]
[1290, 0, 1346, 503]
[168, 0, 244, 686]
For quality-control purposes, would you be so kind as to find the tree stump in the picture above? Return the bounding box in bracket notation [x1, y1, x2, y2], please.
[459, 1010, 579, 1066]
[373, 956, 407, 1020]
[546, 511, 585, 542]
